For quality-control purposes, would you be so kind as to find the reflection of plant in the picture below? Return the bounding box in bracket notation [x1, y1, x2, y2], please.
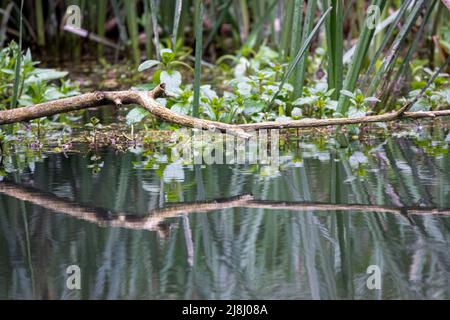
[87, 153, 104, 174]
[85, 117, 102, 146]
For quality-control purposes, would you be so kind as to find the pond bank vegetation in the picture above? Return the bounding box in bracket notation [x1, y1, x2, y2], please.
[0, 1, 449, 159]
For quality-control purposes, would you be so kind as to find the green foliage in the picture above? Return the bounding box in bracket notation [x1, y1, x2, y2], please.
[293, 82, 337, 118]
[135, 41, 449, 127]
[402, 63, 450, 112]
[0, 42, 80, 152]
[0, 42, 79, 110]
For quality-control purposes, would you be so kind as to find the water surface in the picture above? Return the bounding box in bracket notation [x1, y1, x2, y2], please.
[1, 127, 449, 299]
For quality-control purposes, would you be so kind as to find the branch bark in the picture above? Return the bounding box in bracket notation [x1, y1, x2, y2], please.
[0, 84, 251, 139]
[0, 83, 449, 137]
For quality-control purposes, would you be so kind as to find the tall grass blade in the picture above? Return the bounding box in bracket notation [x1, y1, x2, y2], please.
[111, 0, 128, 43]
[239, 0, 250, 43]
[324, 0, 343, 100]
[366, 0, 426, 98]
[289, 0, 304, 75]
[11, 0, 24, 110]
[150, 0, 161, 59]
[204, 0, 233, 50]
[272, 6, 332, 104]
[143, 0, 153, 58]
[0, 2, 14, 48]
[172, 0, 183, 49]
[361, 0, 413, 88]
[97, 0, 107, 57]
[292, 0, 317, 99]
[35, 0, 45, 46]
[193, 0, 204, 118]
[243, 0, 277, 50]
[124, 0, 140, 64]
[279, 0, 295, 58]
[336, 0, 387, 115]
[384, 1, 437, 108]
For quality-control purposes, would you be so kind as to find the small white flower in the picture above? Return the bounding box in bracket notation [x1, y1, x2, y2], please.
[291, 107, 303, 118]
[234, 57, 250, 77]
[237, 82, 252, 96]
[200, 85, 218, 100]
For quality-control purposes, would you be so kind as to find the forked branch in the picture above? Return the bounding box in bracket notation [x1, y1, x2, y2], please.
[0, 83, 449, 139]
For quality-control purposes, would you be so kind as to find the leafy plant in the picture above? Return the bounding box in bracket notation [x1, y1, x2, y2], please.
[339, 89, 380, 118]
[84, 116, 103, 146]
[402, 65, 450, 112]
[0, 42, 79, 110]
[293, 82, 337, 118]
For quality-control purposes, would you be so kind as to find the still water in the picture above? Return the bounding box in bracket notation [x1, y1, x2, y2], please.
[0, 128, 449, 299]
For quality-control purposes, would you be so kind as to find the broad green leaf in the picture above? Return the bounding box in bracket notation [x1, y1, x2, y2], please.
[126, 106, 150, 125]
[138, 60, 160, 72]
[293, 96, 316, 106]
[243, 100, 264, 115]
[364, 97, 380, 103]
[340, 90, 355, 99]
[171, 103, 191, 115]
[26, 68, 68, 83]
[160, 70, 182, 95]
[161, 48, 175, 64]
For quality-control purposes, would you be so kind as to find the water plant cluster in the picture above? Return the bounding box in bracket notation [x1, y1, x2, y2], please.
[0, 1, 449, 163]
[1, 0, 450, 303]
[135, 44, 449, 126]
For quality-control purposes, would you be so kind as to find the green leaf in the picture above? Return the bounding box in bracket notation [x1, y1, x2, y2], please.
[160, 70, 182, 95]
[243, 100, 264, 115]
[411, 81, 427, 90]
[25, 69, 68, 83]
[340, 90, 355, 99]
[161, 48, 175, 64]
[138, 60, 160, 72]
[131, 83, 157, 91]
[408, 98, 430, 112]
[126, 107, 150, 125]
[171, 103, 191, 115]
[293, 96, 316, 106]
[363, 97, 380, 103]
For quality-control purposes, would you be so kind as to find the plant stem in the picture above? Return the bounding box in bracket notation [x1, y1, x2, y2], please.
[124, 0, 140, 64]
[35, 0, 45, 46]
[193, 0, 203, 118]
[97, 0, 107, 58]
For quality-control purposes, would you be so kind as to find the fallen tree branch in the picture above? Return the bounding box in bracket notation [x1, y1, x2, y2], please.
[1, 182, 449, 233]
[0, 83, 449, 137]
[0, 84, 251, 139]
[235, 109, 450, 130]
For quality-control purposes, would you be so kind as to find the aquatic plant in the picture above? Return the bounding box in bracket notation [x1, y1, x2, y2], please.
[0, 42, 79, 110]
[1, 0, 447, 118]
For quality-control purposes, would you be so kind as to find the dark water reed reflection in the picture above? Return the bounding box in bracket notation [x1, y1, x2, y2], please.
[0, 131, 449, 299]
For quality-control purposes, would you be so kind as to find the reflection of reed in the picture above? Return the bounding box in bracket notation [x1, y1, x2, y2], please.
[1, 182, 449, 232]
